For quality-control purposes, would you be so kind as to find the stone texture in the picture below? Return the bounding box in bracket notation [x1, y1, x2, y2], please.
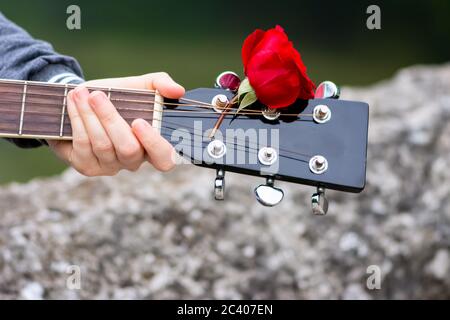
[1, 64, 450, 299]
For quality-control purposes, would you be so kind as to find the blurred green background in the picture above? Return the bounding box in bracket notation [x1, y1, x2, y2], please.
[0, 0, 448, 184]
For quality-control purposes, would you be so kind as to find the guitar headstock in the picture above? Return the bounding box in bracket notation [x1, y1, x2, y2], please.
[160, 79, 369, 214]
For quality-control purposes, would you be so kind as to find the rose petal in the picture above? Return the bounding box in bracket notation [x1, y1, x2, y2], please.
[241, 25, 315, 108]
[242, 29, 265, 70]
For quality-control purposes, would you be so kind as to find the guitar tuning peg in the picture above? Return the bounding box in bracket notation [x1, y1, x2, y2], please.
[311, 187, 329, 215]
[315, 81, 341, 99]
[215, 71, 241, 92]
[214, 169, 225, 201]
[254, 177, 284, 207]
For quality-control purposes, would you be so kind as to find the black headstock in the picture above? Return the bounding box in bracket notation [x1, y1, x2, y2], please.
[160, 83, 369, 211]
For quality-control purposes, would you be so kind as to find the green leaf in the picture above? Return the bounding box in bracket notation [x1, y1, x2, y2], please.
[237, 78, 253, 98]
[236, 90, 257, 113]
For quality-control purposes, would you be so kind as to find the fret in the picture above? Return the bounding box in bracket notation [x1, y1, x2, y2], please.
[59, 84, 69, 137]
[107, 88, 112, 100]
[18, 81, 28, 135]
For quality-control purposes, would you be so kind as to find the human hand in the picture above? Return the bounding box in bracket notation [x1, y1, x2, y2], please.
[47, 72, 185, 176]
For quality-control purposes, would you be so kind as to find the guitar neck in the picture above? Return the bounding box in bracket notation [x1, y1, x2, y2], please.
[0, 79, 163, 141]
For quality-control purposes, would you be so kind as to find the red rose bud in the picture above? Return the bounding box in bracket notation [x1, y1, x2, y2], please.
[242, 25, 316, 109]
[215, 71, 241, 92]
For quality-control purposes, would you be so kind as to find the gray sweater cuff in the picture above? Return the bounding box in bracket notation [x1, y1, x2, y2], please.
[31, 64, 85, 84]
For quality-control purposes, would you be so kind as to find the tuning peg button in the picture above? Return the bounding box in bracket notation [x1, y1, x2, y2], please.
[214, 169, 225, 200]
[311, 187, 329, 215]
[315, 81, 340, 99]
[215, 71, 241, 92]
[254, 178, 284, 207]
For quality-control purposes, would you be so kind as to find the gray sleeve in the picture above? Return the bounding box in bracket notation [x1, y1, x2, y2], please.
[0, 11, 85, 148]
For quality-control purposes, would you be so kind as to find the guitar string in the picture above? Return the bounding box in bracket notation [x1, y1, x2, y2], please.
[0, 100, 315, 118]
[0, 83, 223, 109]
[159, 128, 310, 164]
[0, 101, 315, 159]
[1, 81, 254, 110]
[0, 89, 314, 116]
[159, 123, 313, 159]
[159, 134, 311, 165]
[1, 82, 254, 112]
[0, 86, 220, 108]
[0, 89, 218, 109]
[0, 83, 321, 162]
[0, 121, 311, 163]
[0, 112, 313, 161]
[0, 115, 313, 160]
[158, 132, 261, 160]
[0, 92, 270, 116]
[0, 86, 317, 159]
[159, 118, 314, 158]
[159, 128, 259, 155]
[0, 82, 158, 95]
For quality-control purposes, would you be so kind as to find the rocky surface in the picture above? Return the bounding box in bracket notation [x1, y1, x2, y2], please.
[1, 64, 450, 299]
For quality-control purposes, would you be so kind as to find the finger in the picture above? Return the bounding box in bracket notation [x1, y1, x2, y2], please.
[85, 72, 185, 99]
[131, 119, 176, 172]
[73, 86, 119, 169]
[66, 90, 99, 168]
[89, 91, 144, 169]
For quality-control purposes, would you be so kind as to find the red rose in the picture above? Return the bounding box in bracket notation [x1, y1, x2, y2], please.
[242, 25, 315, 109]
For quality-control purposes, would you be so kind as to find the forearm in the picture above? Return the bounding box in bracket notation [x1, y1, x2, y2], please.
[0, 11, 84, 148]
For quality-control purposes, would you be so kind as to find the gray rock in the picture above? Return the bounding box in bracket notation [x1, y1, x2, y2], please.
[1, 64, 450, 299]
[426, 249, 450, 280]
[20, 282, 44, 300]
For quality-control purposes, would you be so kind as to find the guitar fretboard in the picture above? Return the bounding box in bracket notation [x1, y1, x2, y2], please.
[0, 79, 163, 140]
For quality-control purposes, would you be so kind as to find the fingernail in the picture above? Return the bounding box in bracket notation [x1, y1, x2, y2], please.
[133, 119, 151, 132]
[90, 91, 106, 107]
[74, 86, 88, 100]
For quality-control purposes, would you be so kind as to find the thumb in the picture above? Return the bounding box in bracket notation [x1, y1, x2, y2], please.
[84, 72, 185, 99]
[142, 72, 185, 99]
